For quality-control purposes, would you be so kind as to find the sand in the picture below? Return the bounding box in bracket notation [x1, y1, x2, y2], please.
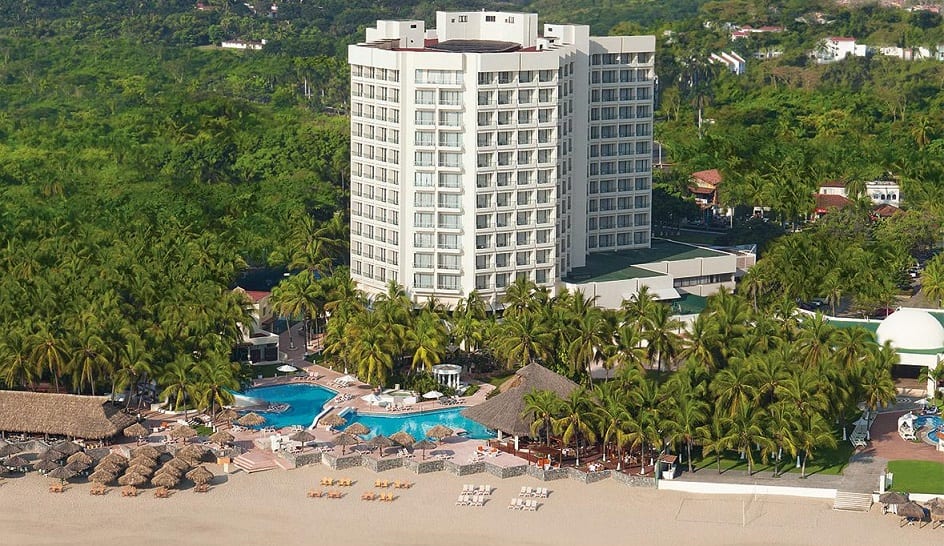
[0, 465, 939, 546]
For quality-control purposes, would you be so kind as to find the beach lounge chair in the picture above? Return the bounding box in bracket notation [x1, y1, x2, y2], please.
[480, 485, 491, 495]
[536, 488, 548, 498]
[456, 494, 469, 506]
[361, 492, 376, 501]
[463, 484, 474, 494]
[321, 477, 334, 486]
[469, 495, 482, 506]
[49, 484, 64, 493]
[519, 486, 529, 497]
[154, 487, 170, 499]
[194, 483, 209, 493]
[307, 489, 323, 498]
[525, 500, 538, 511]
[382, 493, 395, 502]
[121, 486, 138, 497]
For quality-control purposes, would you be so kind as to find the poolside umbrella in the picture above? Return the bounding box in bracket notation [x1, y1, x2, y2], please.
[67, 451, 93, 465]
[367, 435, 393, 456]
[151, 472, 180, 489]
[123, 423, 149, 438]
[88, 469, 116, 485]
[47, 465, 76, 485]
[131, 446, 161, 460]
[65, 460, 91, 474]
[897, 501, 929, 521]
[289, 430, 316, 444]
[320, 414, 346, 429]
[169, 425, 198, 441]
[126, 464, 155, 477]
[4, 455, 30, 470]
[52, 441, 83, 456]
[426, 425, 454, 444]
[413, 439, 436, 460]
[344, 423, 369, 436]
[216, 409, 239, 422]
[237, 412, 266, 427]
[879, 491, 909, 505]
[0, 443, 22, 457]
[186, 465, 214, 485]
[209, 430, 235, 447]
[100, 452, 128, 466]
[118, 472, 149, 487]
[34, 459, 62, 473]
[277, 364, 297, 373]
[389, 431, 415, 448]
[95, 460, 125, 475]
[332, 433, 359, 455]
[422, 391, 443, 399]
[164, 458, 191, 472]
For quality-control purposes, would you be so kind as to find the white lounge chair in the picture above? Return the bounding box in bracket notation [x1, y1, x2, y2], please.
[536, 487, 548, 498]
[507, 498, 520, 510]
[455, 494, 469, 506]
[463, 484, 474, 493]
[519, 486, 529, 497]
[471, 495, 484, 506]
[480, 485, 491, 495]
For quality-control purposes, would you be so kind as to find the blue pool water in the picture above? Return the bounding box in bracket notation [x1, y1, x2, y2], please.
[916, 415, 943, 443]
[346, 408, 495, 440]
[240, 384, 336, 429]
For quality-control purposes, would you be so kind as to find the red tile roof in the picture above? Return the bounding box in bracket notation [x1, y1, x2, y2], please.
[814, 193, 852, 212]
[819, 180, 846, 188]
[244, 290, 270, 302]
[873, 204, 901, 217]
[691, 169, 723, 187]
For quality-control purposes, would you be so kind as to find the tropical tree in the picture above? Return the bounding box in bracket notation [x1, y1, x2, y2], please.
[696, 414, 729, 474]
[406, 310, 448, 372]
[719, 406, 774, 476]
[709, 360, 757, 418]
[796, 414, 838, 478]
[194, 357, 239, 418]
[347, 311, 396, 386]
[921, 254, 944, 307]
[159, 355, 199, 418]
[493, 313, 554, 369]
[523, 389, 563, 447]
[665, 393, 709, 473]
[0, 329, 38, 389]
[553, 387, 598, 466]
[767, 402, 800, 477]
[641, 303, 682, 372]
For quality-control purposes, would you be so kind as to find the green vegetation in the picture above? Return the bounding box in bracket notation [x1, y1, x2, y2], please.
[886, 460, 944, 494]
[693, 441, 854, 476]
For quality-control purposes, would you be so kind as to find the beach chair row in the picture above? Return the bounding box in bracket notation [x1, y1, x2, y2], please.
[308, 489, 344, 498]
[321, 477, 353, 486]
[519, 486, 548, 498]
[507, 498, 539, 511]
[362, 491, 396, 501]
[374, 479, 412, 489]
[455, 494, 487, 506]
[461, 484, 492, 495]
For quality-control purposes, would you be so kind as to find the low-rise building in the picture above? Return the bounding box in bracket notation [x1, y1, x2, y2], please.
[710, 51, 747, 74]
[816, 37, 869, 63]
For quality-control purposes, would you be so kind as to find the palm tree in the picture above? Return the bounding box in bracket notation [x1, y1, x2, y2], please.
[641, 303, 682, 372]
[593, 383, 632, 465]
[523, 389, 563, 447]
[678, 313, 720, 372]
[665, 394, 709, 473]
[566, 302, 605, 384]
[796, 413, 837, 478]
[796, 313, 837, 369]
[159, 355, 199, 418]
[918, 359, 944, 398]
[923, 254, 944, 307]
[748, 352, 789, 406]
[861, 342, 898, 420]
[113, 334, 153, 409]
[30, 323, 68, 392]
[696, 413, 729, 474]
[709, 360, 757, 418]
[493, 313, 554, 369]
[194, 357, 239, 419]
[0, 328, 38, 389]
[502, 276, 537, 318]
[611, 319, 647, 374]
[552, 387, 597, 467]
[69, 325, 110, 396]
[348, 312, 396, 386]
[405, 310, 448, 372]
[719, 406, 774, 476]
[767, 402, 800, 477]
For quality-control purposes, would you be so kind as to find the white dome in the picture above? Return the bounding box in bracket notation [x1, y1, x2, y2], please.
[876, 308, 944, 351]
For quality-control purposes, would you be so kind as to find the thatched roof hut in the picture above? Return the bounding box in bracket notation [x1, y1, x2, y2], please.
[461, 363, 579, 437]
[0, 391, 136, 440]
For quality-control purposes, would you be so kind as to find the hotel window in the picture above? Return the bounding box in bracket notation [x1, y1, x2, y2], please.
[475, 275, 490, 289]
[438, 152, 461, 168]
[439, 90, 461, 105]
[414, 273, 433, 288]
[415, 172, 433, 187]
[497, 111, 513, 125]
[518, 90, 533, 104]
[414, 212, 434, 228]
[518, 131, 532, 145]
[497, 152, 513, 166]
[498, 90, 513, 105]
[438, 254, 460, 270]
[415, 132, 434, 146]
[476, 174, 493, 188]
[415, 89, 436, 105]
[495, 253, 510, 268]
[414, 253, 433, 268]
[497, 131, 512, 146]
[495, 273, 510, 288]
[478, 91, 493, 105]
[438, 193, 460, 209]
[496, 233, 511, 247]
[516, 251, 530, 266]
[415, 151, 434, 166]
[539, 70, 554, 82]
[476, 256, 491, 270]
[498, 71, 513, 84]
[438, 213, 461, 229]
[439, 112, 461, 126]
[439, 173, 460, 188]
[415, 111, 434, 126]
[477, 112, 493, 126]
[414, 233, 434, 248]
[437, 234, 459, 250]
[414, 192, 434, 207]
[438, 132, 460, 147]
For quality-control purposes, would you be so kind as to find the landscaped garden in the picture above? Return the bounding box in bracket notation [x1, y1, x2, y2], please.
[886, 460, 944, 494]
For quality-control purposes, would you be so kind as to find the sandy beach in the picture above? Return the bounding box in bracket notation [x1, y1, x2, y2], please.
[1, 464, 940, 546]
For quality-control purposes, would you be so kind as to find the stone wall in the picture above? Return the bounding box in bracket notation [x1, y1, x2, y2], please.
[566, 467, 612, 484]
[324, 452, 363, 470]
[405, 459, 445, 474]
[445, 460, 485, 476]
[612, 471, 656, 488]
[290, 452, 324, 467]
[526, 466, 569, 481]
[484, 463, 528, 479]
[363, 456, 405, 473]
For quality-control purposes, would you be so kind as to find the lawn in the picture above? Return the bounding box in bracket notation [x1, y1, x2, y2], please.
[690, 443, 855, 477]
[886, 460, 944, 494]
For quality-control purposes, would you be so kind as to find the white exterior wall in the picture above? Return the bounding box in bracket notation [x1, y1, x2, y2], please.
[564, 275, 674, 310]
[349, 12, 654, 306]
[865, 181, 901, 206]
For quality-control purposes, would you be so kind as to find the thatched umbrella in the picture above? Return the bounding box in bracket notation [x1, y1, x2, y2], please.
[412, 439, 436, 460]
[209, 430, 234, 447]
[3, 455, 30, 470]
[186, 465, 214, 485]
[425, 425, 454, 444]
[151, 472, 180, 489]
[126, 464, 155, 477]
[66, 451, 93, 465]
[38, 448, 64, 462]
[155, 464, 183, 478]
[289, 430, 316, 444]
[123, 423, 149, 439]
[164, 458, 191, 472]
[366, 435, 394, 456]
[47, 465, 76, 485]
[128, 456, 158, 469]
[52, 441, 83, 456]
[88, 469, 116, 485]
[131, 445, 161, 460]
[100, 452, 129, 466]
[389, 431, 415, 448]
[879, 491, 909, 505]
[65, 460, 91, 474]
[320, 414, 347, 429]
[896, 501, 929, 521]
[169, 425, 198, 441]
[236, 412, 266, 427]
[216, 409, 239, 422]
[344, 423, 369, 436]
[34, 459, 62, 473]
[0, 443, 22, 457]
[924, 497, 944, 512]
[177, 444, 209, 464]
[95, 460, 125, 475]
[332, 433, 359, 455]
[117, 472, 149, 487]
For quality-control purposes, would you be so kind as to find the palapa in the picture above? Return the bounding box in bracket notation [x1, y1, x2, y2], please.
[100, 452, 128, 466]
[0, 391, 135, 440]
[344, 423, 369, 436]
[151, 472, 180, 488]
[155, 464, 183, 478]
[3, 455, 30, 469]
[164, 457, 192, 472]
[95, 460, 125, 475]
[331, 433, 359, 454]
[34, 459, 62, 473]
[123, 423, 149, 438]
[879, 491, 909, 505]
[366, 435, 394, 455]
[425, 425, 454, 443]
[125, 464, 155, 477]
[216, 409, 238, 422]
[320, 414, 347, 428]
[412, 439, 436, 460]
[38, 448, 65, 462]
[0, 443, 22, 457]
[896, 501, 928, 520]
[88, 469, 116, 484]
[168, 425, 198, 440]
[117, 472, 149, 487]
[925, 497, 944, 514]
[185, 465, 214, 485]
[236, 412, 266, 427]
[66, 451, 93, 465]
[288, 430, 316, 444]
[177, 444, 209, 463]
[131, 445, 161, 460]
[52, 440, 83, 456]
[209, 430, 234, 446]
[46, 466, 77, 482]
[65, 461, 91, 473]
[129, 456, 159, 469]
[389, 431, 415, 447]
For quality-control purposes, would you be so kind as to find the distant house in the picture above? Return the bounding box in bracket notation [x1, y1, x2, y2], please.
[814, 180, 902, 219]
[730, 25, 784, 40]
[710, 51, 747, 74]
[813, 193, 852, 218]
[816, 37, 869, 63]
[221, 39, 266, 50]
[232, 287, 281, 364]
[689, 169, 723, 208]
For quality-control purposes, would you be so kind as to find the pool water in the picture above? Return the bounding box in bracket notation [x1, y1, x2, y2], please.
[240, 384, 336, 429]
[916, 415, 943, 443]
[346, 408, 495, 440]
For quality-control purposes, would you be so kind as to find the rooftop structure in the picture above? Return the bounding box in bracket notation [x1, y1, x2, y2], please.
[0, 391, 136, 440]
[348, 11, 656, 307]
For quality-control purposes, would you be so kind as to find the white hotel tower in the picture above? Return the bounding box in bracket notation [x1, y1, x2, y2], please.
[348, 11, 656, 307]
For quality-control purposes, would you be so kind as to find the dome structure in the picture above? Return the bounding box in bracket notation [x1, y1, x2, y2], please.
[876, 308, 944, 351]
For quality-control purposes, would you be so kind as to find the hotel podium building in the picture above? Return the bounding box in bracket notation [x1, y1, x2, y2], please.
[348, 11, 656, 307]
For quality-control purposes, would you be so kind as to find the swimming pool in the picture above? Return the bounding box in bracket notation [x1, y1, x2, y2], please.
[916, 415, 943, 443]
[345, 407, 495, 440]
[240, 384, 336, 429]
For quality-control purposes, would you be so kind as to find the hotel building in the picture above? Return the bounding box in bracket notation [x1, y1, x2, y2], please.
[348, 11, 656, 306]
